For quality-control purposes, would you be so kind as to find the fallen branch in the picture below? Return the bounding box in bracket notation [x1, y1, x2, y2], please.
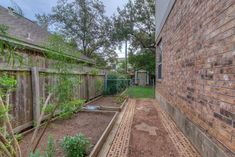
[30, 93, 52, 146]
[32, 102, 59, 152]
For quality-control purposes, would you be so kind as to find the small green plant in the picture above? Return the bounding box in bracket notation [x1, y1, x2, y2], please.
[60, 134, 90, 157]
[45, 135, 56, 157]
[30, 149, 43, 157]
[0, 74, 21, 157]
[59, 99, 85, 120]
[0, 24, 9, 35]
[30, 136, 55, 157]
[95, 79, 103, 94]
[89, 69, 99, 75]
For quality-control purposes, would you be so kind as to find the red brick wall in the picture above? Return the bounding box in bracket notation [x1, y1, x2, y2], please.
[156, 0, 235, 152]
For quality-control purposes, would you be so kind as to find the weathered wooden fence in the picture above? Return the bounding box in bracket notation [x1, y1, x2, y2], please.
[1, 67, 105, 133]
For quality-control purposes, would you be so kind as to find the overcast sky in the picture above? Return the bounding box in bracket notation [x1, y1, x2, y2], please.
[0, 0, 128, 19]
[0, 0, 128, 57]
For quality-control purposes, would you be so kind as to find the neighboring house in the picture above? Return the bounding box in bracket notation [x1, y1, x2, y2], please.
[0, 6, 94, 67]
[0, 6, 104, 132]
[155, 1, 235, 157]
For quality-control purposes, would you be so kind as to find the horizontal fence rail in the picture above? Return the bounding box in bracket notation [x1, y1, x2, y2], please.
[0, 66, 106, 133]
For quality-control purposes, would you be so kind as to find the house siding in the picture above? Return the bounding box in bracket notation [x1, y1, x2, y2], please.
[156, 0, 235, 156]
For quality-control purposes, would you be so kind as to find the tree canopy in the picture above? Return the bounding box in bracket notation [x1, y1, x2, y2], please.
[112, 0, 155, 74]
[36, 0, 116, 67]
[112, 0, 155, 52]
[36, 0, 155, 71]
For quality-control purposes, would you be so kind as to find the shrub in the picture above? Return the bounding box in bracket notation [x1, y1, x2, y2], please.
[59, 99, 85, 119]
[60, 134, 90, 157]
[105, 72, 130, 95]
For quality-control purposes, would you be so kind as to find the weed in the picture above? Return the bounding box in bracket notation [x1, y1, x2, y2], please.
[45, 135, 56, 157]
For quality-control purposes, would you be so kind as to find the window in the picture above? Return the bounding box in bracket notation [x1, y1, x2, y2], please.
[157, 40, 163, 79]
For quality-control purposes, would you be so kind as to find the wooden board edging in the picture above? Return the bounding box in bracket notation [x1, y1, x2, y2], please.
[100, 97, 128, 112]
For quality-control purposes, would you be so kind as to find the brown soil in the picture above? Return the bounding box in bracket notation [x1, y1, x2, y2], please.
[86, 96, 122, 108]
[128, 99, 179, 157]
[20, 111, 115, 157]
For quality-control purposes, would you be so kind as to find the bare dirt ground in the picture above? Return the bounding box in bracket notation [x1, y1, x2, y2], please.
[86, 96, 122, 107]
[105, 99, 200, 157]
[129, 99, 179, 157]
[20, 112, 114, 156]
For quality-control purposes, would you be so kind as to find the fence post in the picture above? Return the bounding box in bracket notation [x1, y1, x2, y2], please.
[31, 67, 40, 123]
[85, 73, 90, 101]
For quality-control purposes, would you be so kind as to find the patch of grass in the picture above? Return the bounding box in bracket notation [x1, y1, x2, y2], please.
[126, 86, 155, 98]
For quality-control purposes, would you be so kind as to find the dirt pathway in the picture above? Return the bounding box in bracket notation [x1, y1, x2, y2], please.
[105, 99, 201, 157]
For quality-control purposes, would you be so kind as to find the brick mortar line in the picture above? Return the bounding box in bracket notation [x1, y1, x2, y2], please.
[106, 99, 135, 157]
[154, 102, 201, 157]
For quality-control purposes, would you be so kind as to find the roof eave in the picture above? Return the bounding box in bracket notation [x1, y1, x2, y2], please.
[155, 0, 176, 43]
[0, 34, 95, 65]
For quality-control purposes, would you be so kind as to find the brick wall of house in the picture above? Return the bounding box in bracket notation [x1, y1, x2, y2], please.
[156, 0, 235, 153]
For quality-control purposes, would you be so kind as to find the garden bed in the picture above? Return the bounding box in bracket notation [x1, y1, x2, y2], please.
[20, 111, 117, 157]
[85, 96, 127, 112]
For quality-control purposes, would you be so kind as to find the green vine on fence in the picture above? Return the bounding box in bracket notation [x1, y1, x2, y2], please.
[0, 24, 24, 157]
[0, 27, 87, 156]
[30, 34, 87, 154]
[0, 24, 24, 67]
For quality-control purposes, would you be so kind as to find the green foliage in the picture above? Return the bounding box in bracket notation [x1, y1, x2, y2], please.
[0, 74, 16, 121]
[0, 73, 17, 90]
[60, 134, 90, 157]
[15, 133, 23, 142]
[129, 49, 155, 74]
[113, 0, 155, 51]
[0, 105, 8, 120]
[126, 86, 154, 98]
[105, 72, 130, 95]
[112, 0, 155, 73]
[30, 150, 44, 157]
[45, 135, 56, 157]
[59, 99, 85, 120]
[37, 0, 116, 60]
[30, 136, 56, 157]
[45, 34, 81, 60]
[36, 0, 119, 67]
[89, 69, 99, 75]
[0, 24, 24, 67]
[43, 103, 54, 115]
[0, 24, 9, 35]
[95, 78, 104, 93]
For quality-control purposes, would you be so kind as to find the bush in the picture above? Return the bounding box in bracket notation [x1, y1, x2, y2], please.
[60, 134, 90, 157]
[59, 99, 85, 120]
[105, 72, 130, 95]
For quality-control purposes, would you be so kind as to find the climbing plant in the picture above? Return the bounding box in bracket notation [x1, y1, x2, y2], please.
[0, 28, 85, 156]
[0, 24, 23, 67]
[30, 34, 85, 154]
[0, 24, 23, 157]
